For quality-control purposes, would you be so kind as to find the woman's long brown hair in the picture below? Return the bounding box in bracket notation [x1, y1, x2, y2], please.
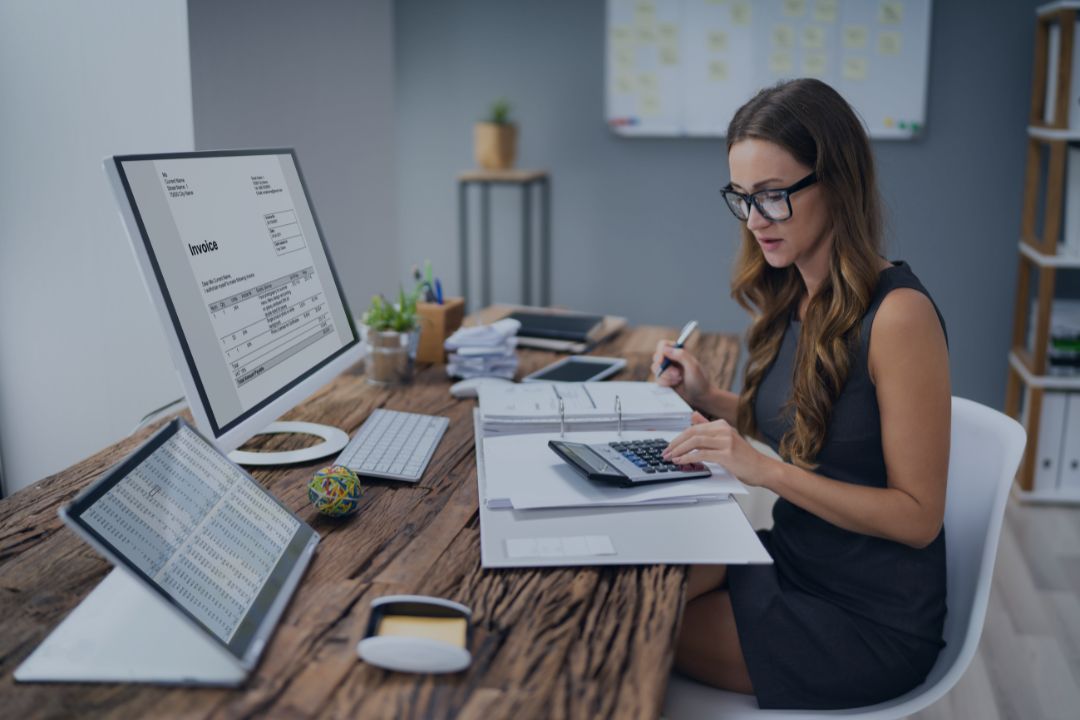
[729, 79, 883, 469]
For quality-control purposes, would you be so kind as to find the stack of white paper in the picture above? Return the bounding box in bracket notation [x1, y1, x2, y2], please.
[445, 318, 520, 380]
[478, 381, 692, 435]
[480, 428, 746, 510]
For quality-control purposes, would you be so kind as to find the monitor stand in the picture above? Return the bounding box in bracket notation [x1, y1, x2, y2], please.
[227, 421, 349, 466]
[14, 568, 246, 686]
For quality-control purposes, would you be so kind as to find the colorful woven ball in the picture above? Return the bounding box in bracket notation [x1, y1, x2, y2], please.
[308, 465, 364, 517]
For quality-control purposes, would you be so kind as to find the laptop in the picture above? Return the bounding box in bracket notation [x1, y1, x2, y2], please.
[15, 419, 318, 685]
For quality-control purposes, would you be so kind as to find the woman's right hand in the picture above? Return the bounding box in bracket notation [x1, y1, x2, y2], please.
[651, 340, 711, 408]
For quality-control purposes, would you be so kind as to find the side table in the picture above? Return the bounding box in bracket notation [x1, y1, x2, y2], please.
[457, 169, 550, 310]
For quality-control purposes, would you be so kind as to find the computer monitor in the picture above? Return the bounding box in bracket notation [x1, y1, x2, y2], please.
[105, 149, 363, 465]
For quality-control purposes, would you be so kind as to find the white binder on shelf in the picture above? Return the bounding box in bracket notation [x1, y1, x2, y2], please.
[1044, 20, 1080, 131]
[1063, 146, 1080, 257]
[1033, 391, 1068, 492]
[1059, 393, 1080, 491]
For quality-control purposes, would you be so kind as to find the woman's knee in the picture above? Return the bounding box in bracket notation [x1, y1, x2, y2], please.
[685, 563, 727, 602]
[674, 591, 754, 695]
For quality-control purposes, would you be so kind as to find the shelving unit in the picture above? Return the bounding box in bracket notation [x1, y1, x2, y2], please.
[1005, 3, 1080, 503]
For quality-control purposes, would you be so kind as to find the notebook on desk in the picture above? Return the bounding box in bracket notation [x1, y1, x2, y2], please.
[492, 307, 627, 353]
[506, 310, 604, 341]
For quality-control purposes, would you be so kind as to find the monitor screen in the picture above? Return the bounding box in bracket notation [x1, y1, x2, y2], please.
[110, 150, 358, 439]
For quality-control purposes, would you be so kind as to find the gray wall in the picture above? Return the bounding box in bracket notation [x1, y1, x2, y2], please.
[0, 0, 192, 495]
[188, 0, 399, 316]
[395, 0, 1046, 409]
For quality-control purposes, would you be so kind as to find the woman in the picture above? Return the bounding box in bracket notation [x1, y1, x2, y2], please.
[652, 78, 950, 710]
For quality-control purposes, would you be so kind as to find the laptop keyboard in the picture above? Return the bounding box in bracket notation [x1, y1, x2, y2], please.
[334, 409, 449, 483]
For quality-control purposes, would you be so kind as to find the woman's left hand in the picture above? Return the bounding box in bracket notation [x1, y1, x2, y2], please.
[664, 412, 773, 487]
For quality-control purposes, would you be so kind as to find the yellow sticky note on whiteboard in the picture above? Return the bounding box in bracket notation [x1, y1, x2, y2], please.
[638, 25, 657, 43]
[635, 2, 655, 25]
[878, 31, 902, 55]
[709, 60, 728, 81]
[709, 30, 728, 52]
[843, 57, 867, 81]
[773, 25, 795, 49]
[803, 53, 827, 77]
[659, 23, 678, 42]
[638, 72, 658, 90]
[814, 0, 838, 23]
[642, 94, 662, 116]
[617, 75, 635, 93]
[783, 0, 806, 17]
[613, 26, 632, 43]
[660, 45, 679, 65]
[770, 52, 794, 75]
[879, 1, 903, 24]
[731, 1, 751, 26]
[843, 25, 868, 50]
[803, 25, 825, 50]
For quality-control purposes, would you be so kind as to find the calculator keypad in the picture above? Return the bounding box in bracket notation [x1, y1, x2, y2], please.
[608, 438, 707, 475]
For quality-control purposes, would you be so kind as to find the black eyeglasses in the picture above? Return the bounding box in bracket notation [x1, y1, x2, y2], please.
[720, 172, 818, 222]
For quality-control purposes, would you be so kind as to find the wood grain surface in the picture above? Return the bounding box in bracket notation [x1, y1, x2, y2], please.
[0, 322, 739, 720]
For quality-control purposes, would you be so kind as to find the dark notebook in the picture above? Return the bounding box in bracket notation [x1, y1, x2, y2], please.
[507, 311, 604, 342]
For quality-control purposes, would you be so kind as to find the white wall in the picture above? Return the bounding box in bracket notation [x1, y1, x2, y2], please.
[0, 1, 194, 495]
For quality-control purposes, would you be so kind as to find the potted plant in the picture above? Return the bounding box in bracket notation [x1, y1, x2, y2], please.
[474, 99, 517, 171]
[361, 287, 421, 385]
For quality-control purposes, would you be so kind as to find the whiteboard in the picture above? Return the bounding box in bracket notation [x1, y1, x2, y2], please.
[605, 0, 933, 139]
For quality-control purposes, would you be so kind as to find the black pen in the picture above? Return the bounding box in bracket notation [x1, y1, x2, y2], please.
[656, 320, 699, 378]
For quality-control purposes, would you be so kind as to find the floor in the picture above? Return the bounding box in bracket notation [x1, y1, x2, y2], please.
[732, 488, 1080, 719]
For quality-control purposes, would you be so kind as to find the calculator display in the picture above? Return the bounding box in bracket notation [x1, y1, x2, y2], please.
[555, 441, 618, 475]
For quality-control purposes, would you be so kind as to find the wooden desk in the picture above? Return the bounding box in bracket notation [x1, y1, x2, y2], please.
[0, 323, 739, 719]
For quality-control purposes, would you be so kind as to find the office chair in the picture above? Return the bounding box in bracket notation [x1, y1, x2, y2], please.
[663, 396, 1027, 719]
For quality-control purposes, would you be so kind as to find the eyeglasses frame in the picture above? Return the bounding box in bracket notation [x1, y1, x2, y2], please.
[720, 171, 819, 222]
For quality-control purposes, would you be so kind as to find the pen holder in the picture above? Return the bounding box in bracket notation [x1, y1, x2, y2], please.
[415, 297, 465, 364]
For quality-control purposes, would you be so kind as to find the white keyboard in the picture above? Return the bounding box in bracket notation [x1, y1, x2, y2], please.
[334, 409, 449, 483]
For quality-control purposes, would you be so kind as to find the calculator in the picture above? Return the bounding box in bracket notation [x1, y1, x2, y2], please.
[548, 438, 711, 487]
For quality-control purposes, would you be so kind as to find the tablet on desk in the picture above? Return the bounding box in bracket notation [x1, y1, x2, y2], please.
[54, 419, 318, 677]
[522, 355, 627, 383]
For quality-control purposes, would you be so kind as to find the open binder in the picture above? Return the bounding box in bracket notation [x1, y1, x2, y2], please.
[477, 381, 693, 436]
[473, 409, 770, 569]
[477, 382, 744, 510]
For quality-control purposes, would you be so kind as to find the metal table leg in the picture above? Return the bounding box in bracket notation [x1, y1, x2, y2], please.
[521, 183, 532, 305]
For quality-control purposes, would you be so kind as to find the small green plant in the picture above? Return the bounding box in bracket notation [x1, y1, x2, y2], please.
[489, 99, 512, 125]
[361, 286, 418, 333]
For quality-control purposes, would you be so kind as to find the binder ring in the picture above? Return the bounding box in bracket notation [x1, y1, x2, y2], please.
[615, 396, 623, 438]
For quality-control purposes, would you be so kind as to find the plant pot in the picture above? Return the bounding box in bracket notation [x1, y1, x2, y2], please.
[364, 326, 420, 385]
[474, 122, 517, 170]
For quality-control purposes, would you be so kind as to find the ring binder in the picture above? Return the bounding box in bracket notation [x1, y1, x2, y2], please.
[477, 382, 693, 436]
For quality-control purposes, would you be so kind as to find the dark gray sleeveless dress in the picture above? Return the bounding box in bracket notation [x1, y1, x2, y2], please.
[725, 261, 947, 710]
